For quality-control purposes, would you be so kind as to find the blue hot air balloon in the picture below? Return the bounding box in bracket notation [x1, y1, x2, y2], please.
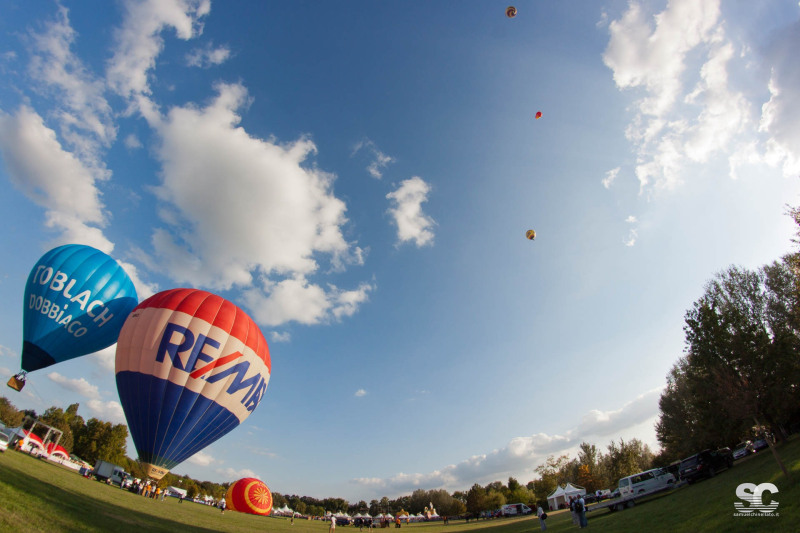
[13, 244, 138, 386]
[115, 288, 271, 480]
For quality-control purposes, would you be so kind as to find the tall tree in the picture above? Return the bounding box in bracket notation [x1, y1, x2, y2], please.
[0, 397, 24, 427]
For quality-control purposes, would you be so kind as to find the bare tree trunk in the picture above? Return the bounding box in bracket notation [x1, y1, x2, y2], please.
[753, 416, 789, 477]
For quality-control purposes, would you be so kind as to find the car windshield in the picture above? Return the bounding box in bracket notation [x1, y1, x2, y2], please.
[734, 442, 748, 449]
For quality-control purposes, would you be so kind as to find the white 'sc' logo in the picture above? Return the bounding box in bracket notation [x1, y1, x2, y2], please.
[734, 483, 779, 514]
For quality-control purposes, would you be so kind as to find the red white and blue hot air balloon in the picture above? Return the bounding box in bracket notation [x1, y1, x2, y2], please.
[115, 288, 270, 479]
[8, 244, 138, 391]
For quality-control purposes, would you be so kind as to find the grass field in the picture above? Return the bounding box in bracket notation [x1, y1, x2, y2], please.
[1, 437, 799, 532]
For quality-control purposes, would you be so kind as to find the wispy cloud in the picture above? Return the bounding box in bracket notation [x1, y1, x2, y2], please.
[355, 389, 367, 398]
[351, 388, 662, 496]
[602, 167, 620, 189]
[186, 43, 231, 68]
[352, 138, 395, 179]
[48, 372, 101, 399]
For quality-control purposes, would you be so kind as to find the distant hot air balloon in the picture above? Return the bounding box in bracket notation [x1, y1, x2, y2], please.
[506, 6, 517, 18]
[8, 244, 138, 391]
[226, 478, 273, 516]
[115, 288, 271, 480]
[526, 229, 536, 240]
[535, 111, 542, 120]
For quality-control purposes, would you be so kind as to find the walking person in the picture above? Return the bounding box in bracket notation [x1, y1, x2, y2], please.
[536, 505, 547, 530]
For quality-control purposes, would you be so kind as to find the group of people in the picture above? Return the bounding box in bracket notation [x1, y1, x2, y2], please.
[569, 495, 588, 528]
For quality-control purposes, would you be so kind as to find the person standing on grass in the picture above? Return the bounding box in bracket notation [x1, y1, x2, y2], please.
[329, 515, 336, 533]
[576, 495, 587, 528]
[536, 505, 547, 530]
[569, 496, 578, 525]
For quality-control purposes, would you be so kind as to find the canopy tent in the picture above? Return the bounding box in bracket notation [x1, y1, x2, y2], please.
[46, 442, 69, 459]
[547, 483, 586, 510]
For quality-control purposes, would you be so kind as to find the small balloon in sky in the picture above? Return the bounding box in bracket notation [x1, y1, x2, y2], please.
[226, 478, 273, 515]
[506, 6, 517, 18]
[535, 111, 543, 120]
[526, 229, 536, 240]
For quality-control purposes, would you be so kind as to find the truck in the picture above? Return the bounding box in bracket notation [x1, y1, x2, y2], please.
[93, 460, 129, 486]
[500, 503, 533, 516]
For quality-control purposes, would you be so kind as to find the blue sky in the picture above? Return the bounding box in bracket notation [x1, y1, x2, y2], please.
[0, 0, 798, 502]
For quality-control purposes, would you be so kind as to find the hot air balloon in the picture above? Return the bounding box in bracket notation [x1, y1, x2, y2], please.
[115, 288, 271, 480]
[225, 477, 273, 515]
[8, 244, 138, 391]
[506, 6, 517, 18]
[535, 111, 542, 120]
[526, 229, 536, 240]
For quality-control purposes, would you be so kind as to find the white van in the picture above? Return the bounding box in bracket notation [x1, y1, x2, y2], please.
[500, 503, 532, 516]
[618, 467, 675, 498]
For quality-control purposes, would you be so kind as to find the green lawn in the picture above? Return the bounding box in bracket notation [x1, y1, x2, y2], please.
[0, 437, 798, 532]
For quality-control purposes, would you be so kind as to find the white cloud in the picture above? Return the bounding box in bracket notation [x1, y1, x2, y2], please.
[270, 331, 291, 343]
[243, 277, 375, 327]
[0, 106, 113, 252]
[89, 345, 117, 373]
[352, 389, 661, 496]
[624, 215, 639, 247]
[187, 450, 215, 466]
[602, 167, 620, 189]
[47, 372, 101, 400]
[759, 23, 800, 177]
[0, 345, 15, 359]
[86, 399, 126, 424]
[352, 138, 395, 179]
[124, 134, 142, 149]
[386, 177, 435, 247]
[186, 43, 231, 68]
[148, 83, 362, 287]
[107, 0, 210, 100]
[216, 467, 259, 481]
[355, 389, 367, 397]
[28, 5, 117, 160]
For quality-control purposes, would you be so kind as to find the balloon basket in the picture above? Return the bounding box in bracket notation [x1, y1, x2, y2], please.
[7, 373, 26, 392]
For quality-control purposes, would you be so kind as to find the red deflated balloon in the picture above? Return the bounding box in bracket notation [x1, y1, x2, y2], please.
[226, 478, 273, 515]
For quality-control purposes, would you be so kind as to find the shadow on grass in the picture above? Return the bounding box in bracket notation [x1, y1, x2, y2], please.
[0, 457, 219, 533]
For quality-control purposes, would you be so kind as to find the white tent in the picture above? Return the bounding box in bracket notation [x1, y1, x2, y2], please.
[547, 483, 586, 510]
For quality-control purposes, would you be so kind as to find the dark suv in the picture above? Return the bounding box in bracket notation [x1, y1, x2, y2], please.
[679, 449, 733, 484]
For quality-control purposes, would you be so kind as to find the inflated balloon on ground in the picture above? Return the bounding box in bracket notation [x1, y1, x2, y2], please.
[225, 478, 273, 515]
[115, 288, 271, 480]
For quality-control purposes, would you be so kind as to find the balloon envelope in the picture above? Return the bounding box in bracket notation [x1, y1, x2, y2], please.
[21, 244, 138, 372]
[526, 229, 536, 240]
[506, 6, 517, 18]
[535, 111, 542, 120]
[226, 477, 273, 515]
[115, 288, 271, 479]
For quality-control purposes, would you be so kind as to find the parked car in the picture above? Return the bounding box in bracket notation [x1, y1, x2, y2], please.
[751, 438, 769, 452]
[679, 449, 733, 484]
[732, 441, 753, 460]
